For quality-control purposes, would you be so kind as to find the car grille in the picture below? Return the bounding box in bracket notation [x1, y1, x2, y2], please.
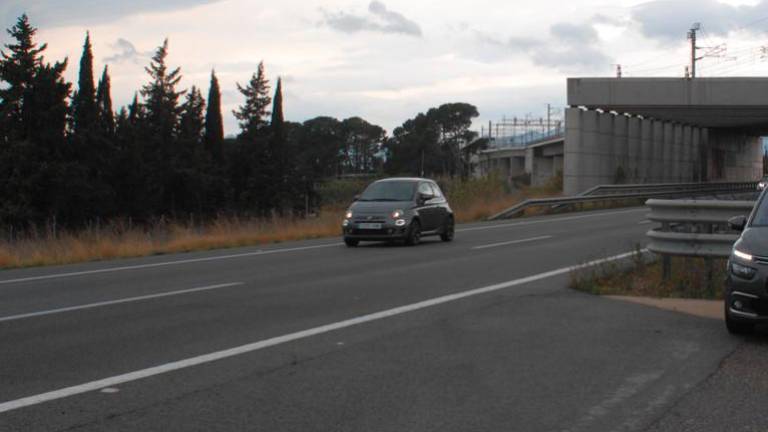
[754, 255, 768, 265]
[751, 298, 768, 316]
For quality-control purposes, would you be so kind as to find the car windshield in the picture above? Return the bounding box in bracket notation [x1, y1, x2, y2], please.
[752, 193, 768, 226]
[359, 181, 415, 202]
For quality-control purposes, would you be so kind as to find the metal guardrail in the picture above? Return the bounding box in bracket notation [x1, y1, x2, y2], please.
[579, 181, 758, 197]
[645, 199, 756, 259]
[489, 182, 757, 220]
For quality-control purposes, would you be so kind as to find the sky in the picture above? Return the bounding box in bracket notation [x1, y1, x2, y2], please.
[3, 0, 768, 136]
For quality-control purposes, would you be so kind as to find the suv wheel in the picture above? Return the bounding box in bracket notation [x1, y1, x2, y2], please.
[725, 302, 754, 334]
[344, 238, 359, 247]
[440, 217, 455, 242]
[405, 220, 421, 246]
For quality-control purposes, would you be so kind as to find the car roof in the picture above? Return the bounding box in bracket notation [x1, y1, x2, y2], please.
[375, 177, 434, 183]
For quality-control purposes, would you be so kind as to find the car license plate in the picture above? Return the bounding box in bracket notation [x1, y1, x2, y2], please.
[358, 223, 382, 230]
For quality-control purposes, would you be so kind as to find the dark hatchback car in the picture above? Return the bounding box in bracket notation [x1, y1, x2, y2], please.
[725, 189, 768, 333]
[342, 178, 454, 247]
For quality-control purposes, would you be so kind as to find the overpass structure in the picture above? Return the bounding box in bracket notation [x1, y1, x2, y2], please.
[478, 78, 766, 194]
[565, 78, 765, 194]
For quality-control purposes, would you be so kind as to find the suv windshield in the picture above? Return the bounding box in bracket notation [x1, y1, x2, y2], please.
[359, 181, 415, 202]
[752, 193, 768, 226]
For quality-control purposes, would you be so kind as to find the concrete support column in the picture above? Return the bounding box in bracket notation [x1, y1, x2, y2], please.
[525, 147, 534, 179]
[651, 120, 665, 182]
[599, 112, 616, 183]
[662, 123, 674, 182]
[640, 117, 653, 182]
[613, 114, 629, 182]
[564, 108, 583, 195]
[627, 117, 641, 182]
[682, 125, 693, 182]
[691, 127, 701, 181]
[701, 128, 710, 181]
[672, 124, 683, 182]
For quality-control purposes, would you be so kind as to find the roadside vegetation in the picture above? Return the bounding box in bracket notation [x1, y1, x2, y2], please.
[0, 175, 563, 269]
[570, 253, 727, 300]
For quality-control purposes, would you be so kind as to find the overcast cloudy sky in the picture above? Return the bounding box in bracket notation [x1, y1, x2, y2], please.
[3, 0, 768, 135]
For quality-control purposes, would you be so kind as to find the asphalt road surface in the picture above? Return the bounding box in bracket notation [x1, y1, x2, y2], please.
[0, 207, 760, 431]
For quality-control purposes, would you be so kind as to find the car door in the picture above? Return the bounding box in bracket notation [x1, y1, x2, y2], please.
[417, 182, 438, 231]
[428, 182, 449, 227]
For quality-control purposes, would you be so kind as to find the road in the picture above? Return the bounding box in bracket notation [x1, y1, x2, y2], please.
[0, 206, 758, 431]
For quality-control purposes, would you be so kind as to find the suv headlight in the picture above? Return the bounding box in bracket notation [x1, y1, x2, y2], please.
[391, 209, 404, 219]
[731, 262, 757, 279]
[733, 249, 753, 262]
[345, 210, 353, 219]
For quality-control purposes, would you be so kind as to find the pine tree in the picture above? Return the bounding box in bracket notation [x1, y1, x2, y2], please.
[172, 86, 207, 213]
[179, 86, 205, 146]
[72, 32, 97, 135]
[96, 65, 114, 137]
[140, 39, 184, 214]
[204, 70, 224, 161]
[233, 61, 271, 138]
[0, 14, 47, 142]
[141, 39, 184, 146]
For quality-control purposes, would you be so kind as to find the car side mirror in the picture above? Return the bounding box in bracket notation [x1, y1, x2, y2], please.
[419, 193, 434, 204]
[353, 194, 361, 202]
[729, 215, 747, 232]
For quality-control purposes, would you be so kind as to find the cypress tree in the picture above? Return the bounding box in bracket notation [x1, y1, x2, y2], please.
[268, 78, 286, 212]
[73, 32, 97, 135]
[204, 70, 224, 161]
[96, 65, 114, 137]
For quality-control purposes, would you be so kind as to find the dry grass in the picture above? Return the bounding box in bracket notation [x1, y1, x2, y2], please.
[570, 254, 727, 300]
[0, 210, 343, 269]
[0, 174, 571, 270]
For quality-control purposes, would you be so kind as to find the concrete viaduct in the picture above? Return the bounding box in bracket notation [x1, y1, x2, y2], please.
[478, 78, 766, 195]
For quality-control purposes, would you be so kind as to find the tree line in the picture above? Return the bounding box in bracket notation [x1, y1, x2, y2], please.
[0, 15, 479, 229]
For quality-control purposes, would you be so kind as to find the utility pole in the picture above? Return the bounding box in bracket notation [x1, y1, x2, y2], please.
[687, 23, 702, 78]
[547, 104, 551, 133]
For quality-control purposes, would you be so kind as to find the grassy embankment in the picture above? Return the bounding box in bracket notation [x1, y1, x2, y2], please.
[0, 175, 563, 269]
[570, 252, 727, 300]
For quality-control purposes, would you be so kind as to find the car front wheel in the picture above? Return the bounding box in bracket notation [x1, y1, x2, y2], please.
[344, 238, 359, 247]
[405, 220, 421, 246]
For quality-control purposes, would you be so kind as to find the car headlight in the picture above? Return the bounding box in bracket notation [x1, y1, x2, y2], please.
[345, 210, 353, 219]
[731, 262, 757, 279]
[733, 249, 753, 262]
[391, 209, 404, 219]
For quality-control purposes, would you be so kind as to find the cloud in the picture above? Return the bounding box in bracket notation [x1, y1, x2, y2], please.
[322, 1, 422, 37]
[467, 19, 612, 72]
[103, 38, 152, 64]
[631, 0, 768, 41]
[1, 0, 224, 29]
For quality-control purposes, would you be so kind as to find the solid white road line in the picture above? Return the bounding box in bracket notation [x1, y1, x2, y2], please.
[0, 208, 647, 287]
[0, 249, 645, 414]
[0, 282, 244, 323]
[456, 208, 647, 233]
[0, 244, 341, 285]
[638, 220, 653, 225]
[472, 236, 553, 250]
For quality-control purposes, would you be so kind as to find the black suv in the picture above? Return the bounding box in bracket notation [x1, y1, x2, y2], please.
[725, 189, 768, 333]
[342, 178, 454, 247]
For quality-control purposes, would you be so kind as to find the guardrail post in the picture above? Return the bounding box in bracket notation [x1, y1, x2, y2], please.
[661, 222, 672, 281]
[704, 222, 715, 296]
